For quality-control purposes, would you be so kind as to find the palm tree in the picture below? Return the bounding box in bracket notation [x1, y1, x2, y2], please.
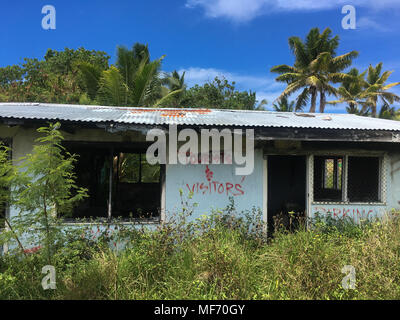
[79, 43, 183, 107]
[76, 61, 104, 100]
[271, 96, 298, 112]
[328, 68, 368, 113]
[161, 70, 186, 106]
[271, 28, 358, 113]
[115, 44, 151, 103]
[97, 66, 127, 106]
[166, 70, 186, 92]
[378, 102, 398, 119]
[362, 63, 400, 117]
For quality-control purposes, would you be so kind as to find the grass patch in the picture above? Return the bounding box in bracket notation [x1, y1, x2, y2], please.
[1, 207, 400, 300]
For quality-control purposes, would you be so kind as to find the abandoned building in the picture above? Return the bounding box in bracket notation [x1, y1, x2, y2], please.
[1, 102, 400, 232]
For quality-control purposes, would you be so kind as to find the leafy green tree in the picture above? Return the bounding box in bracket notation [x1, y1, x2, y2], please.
[0, 144, 26, 255]
[180, 76, 266, 110]
[6, 123, 88, 263]
[271, 27, 358, 113]
[0, 65, 24, 87]
[0, 48, 110, 104]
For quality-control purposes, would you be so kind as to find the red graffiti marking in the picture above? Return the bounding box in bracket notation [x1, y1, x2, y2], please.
[313, 206, 375, 219]
[24, 245, 42, 254]
[186, 181, 245, 196]
[226, 182, 234, 194]
[205, 165, 213, 181]
[185, 166, 245, 197]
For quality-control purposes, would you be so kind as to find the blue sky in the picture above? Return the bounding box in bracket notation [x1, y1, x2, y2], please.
[1, 0, 400, 112]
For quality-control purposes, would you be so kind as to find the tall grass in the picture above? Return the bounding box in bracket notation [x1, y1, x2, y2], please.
[1, 205, 400, 300]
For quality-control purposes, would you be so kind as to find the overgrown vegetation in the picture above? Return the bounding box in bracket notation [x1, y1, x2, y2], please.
[0, 122, 88, 263]
[1, 200, 400, 299]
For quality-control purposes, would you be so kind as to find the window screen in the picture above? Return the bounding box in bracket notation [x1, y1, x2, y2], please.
[348, 156, 380, 202]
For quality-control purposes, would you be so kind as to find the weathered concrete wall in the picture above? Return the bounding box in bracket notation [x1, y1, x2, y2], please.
[165, 149, 264, 221]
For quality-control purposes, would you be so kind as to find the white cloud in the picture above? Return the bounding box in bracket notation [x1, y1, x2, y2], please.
[357, 16, 389, 32]
[186, 0, 400, 22]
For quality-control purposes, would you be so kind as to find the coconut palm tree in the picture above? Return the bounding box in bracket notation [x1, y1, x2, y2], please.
[271, 28, 358, 113]
[79, 43, 183, 107]
[362, 63, 400, 117]
[328, 68, 368, 113]
[345, 104, 369, 116]
[161, 70, 186, 106]
[96, 66, 127, 106]
[378, 102, 398, 119]
[76, 61, 104, 100]
[115, 44, 150, 103]
[271, 96, 298, 112]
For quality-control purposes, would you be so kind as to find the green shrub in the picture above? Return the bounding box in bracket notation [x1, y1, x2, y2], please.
[2, 186, 400, 299]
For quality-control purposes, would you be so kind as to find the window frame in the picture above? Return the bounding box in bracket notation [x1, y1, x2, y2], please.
[117, 152, 161, 184]
[61, 141, 165, 224]
[313, 155, 344, 202]
[311, 153, 386, 205]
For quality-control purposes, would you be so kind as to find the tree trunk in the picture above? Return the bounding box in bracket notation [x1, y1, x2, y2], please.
[2, 214, 27, 257]
[308, 87, 317, 113]
[319, 89, 326, 113]
[371, 103, 377, 117]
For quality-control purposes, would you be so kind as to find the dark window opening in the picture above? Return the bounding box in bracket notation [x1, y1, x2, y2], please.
[348, 156, 380, 202]
[64, 142, 162, 222]
[114, 152, 161, 219]
[314, 156, 343, 202]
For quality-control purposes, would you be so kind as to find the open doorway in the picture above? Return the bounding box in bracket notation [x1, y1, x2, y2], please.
[267, 155, 306, 233]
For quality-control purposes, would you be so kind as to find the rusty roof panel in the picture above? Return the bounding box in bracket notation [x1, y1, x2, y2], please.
[1, 102, 400, 131]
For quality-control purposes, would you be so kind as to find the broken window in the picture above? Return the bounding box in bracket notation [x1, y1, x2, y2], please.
[348, 156, 380, 202]
[64, 142, 162, 222]
[313, 156, 343, 202]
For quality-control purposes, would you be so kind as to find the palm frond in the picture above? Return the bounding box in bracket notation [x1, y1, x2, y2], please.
[97, 66, 127, 106]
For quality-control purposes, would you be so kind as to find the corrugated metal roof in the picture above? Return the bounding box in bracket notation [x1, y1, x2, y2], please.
[1, 102, 400, 131]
